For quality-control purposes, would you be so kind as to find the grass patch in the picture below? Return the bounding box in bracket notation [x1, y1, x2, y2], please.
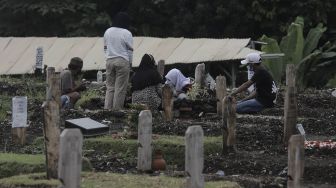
[0, 172, 240, 188]
[0, 173, 60, 188]
[0, 153, 92, 178]
[84, 135, 222, 166]
[0, 153, 45, 178]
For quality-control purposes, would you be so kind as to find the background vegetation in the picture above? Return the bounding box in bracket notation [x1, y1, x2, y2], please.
[0, 0, 335, 40]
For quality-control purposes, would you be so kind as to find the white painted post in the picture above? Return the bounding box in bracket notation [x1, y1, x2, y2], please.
[58, 129, 83, 188]
[137, 110, 153, 171]
[287, 134, 305, 188]
[185, 126, 204, 188]
[216, 76, 226, 116]
[195, 63, 206, 88]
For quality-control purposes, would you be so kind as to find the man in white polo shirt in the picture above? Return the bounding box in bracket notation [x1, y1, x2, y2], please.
[104, 12, 133, 110]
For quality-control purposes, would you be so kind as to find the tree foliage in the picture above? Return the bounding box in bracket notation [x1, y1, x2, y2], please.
[261, 16, 336, 89]
[0, 0, 335, 39]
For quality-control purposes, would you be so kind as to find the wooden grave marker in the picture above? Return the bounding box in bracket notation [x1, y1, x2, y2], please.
[157, 60, 165, 77]
[284, 64, 297, 145]
[43, 67, 61, 179]
[185, 126, 204, 188]
[58, 129, 83, 188]
[162, 84, 173, 121]
[222, 96, 237, 153]
[216, 76, 227, 116]
[195, 63, 206, 88]
[287, 134, 305, 188]
[137, 110, 152, 171]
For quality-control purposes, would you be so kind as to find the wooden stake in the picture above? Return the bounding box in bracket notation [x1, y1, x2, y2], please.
[58, 129, 83, 188]
[185, 126, 204, 188]
[284, 64, 297, 146]
[195, 63, 205, 88]
[137, 110, 153, 172]
[222, 96, 237, 153]
[11, 127, 26, 145]
[162, 84, 173, 122]
[216, 76, 226, 116]
[287, 134, 304, 188]
[43, 67, 61, 179]
[157, 60, 165, 77]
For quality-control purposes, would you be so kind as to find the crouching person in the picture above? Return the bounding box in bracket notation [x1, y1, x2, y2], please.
[131, 54, 163, 111]
[60, 57, 86, 109]
[230, 53, 277, 114]
[165, 68, 192, 100]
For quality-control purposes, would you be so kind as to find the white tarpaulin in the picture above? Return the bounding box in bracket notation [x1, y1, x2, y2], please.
[0, 37, 259, 75]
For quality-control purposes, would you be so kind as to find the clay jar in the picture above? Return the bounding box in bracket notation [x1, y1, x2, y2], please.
[152, 150, 166, 171]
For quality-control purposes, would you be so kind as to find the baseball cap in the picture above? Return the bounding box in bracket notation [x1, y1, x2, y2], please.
[241, 53, 261, 65]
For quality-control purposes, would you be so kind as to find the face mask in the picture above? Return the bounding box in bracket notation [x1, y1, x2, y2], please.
[247, 64, 253, 71]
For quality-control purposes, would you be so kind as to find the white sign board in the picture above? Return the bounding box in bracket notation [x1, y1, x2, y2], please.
[12, 96, 28, 128]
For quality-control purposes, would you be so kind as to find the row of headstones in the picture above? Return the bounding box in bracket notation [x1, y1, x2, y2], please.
[160, 62, 304, 188]
[137, 109, 305, 188]
[58, 109, 304, 188]
[56, 110, 205, 188]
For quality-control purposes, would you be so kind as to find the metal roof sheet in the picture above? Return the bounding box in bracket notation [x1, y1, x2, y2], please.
[0, 37, 257, 75]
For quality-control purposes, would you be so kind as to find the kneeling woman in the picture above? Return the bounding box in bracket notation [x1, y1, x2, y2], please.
[165, 68, 192, 100]
[131, 54, 163, 110]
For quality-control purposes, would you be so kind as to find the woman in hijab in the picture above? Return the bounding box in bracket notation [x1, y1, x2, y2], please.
[165, 68, 192, 99]
[131, 54, 163, 110]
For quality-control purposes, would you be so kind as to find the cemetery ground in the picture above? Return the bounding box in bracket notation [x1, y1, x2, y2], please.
[0, 75, 336, 188]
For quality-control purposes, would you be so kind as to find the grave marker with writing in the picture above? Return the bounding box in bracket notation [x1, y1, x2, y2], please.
[11, 96, 28, 145]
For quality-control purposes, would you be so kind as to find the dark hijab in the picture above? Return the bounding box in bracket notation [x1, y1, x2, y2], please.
[112, 12, 130, 30]
[131, 54, 163, 92]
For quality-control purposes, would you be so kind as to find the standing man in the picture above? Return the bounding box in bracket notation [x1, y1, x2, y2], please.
[230, 53, 277, 114]
[104, 12, 133, 110]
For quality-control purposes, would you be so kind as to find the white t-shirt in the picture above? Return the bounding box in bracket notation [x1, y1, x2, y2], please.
[104, 27, 133, 63]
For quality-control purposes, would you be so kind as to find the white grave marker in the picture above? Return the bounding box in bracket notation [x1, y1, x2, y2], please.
[12, 96, 28, 128]
[36, 47, 43, 71]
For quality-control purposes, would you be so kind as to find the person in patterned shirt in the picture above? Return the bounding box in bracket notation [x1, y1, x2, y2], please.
[131, 54, 163, 111]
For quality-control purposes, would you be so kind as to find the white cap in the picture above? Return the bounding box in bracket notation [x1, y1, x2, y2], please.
[241, 53, 261, 65]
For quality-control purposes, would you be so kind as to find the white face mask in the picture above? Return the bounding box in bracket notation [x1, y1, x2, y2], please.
[247, 64, 253, 71]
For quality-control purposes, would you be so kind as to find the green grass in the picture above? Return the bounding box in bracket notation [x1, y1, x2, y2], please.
[0, 172, 240, 188]
[0, 153, 92, 178]
[0, 173, 60, 188]
[0, 153, 44, 165]
[0, 153, 45, 178]
[84, 135, 222, 167]
[27, 135, 223, 167]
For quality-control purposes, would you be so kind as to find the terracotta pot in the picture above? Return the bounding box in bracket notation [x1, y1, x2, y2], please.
[152, 150, 166, 171]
